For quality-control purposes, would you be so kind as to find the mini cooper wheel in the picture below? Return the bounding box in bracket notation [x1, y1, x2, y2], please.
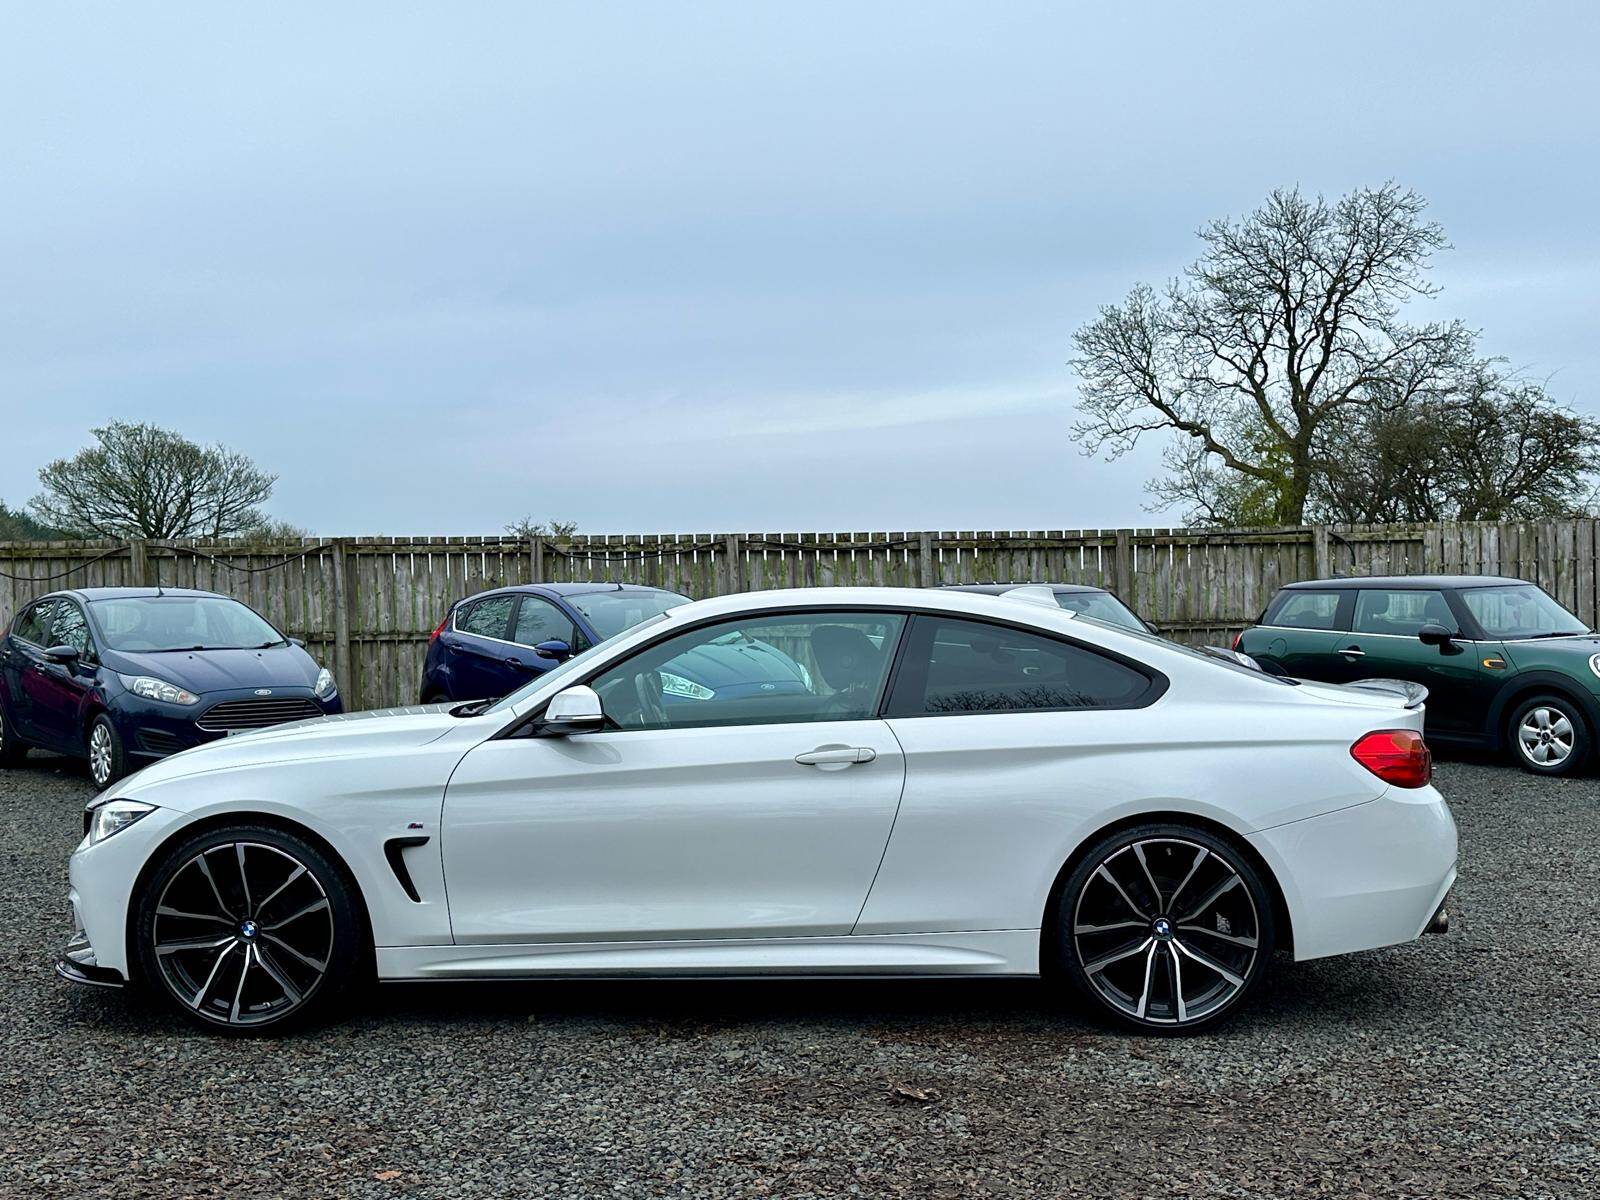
[0, 707, 29, 768]
[86, 714, 126, 789]
[1056, 824, 1275, 1033]
[1509, 694, 1589, 776]
[132, 825, 367, 1033]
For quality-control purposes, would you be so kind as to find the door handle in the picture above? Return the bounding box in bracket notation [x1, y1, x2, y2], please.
[1336, 647, 1365, 658]
[795, 747, 876, 766]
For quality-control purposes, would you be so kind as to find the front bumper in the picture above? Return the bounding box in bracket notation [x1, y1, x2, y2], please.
[1249, 782, 1458, 962]
[114, 687, 343, 762]
[64, 803, 189, 980]
[57, 926, 125, 988]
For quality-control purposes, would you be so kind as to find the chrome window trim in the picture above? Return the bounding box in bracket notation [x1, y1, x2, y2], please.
[452, 595, 576, 652]
[1251, 623, 1473, 642]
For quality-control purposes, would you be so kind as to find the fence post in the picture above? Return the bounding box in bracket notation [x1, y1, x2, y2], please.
[1114, 529, 1133, 597]
[722, 534, 743, 594]
[128, 539, 152, 587]
[1311, 525, 1331, 579]
[330, 538, 356, 708]
[529, 535, 545, 583]
[918, 532, 935, 587]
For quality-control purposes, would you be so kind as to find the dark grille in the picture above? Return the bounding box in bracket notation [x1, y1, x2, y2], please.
[196, 697, 323, 733]
[137, 729, 185, 756]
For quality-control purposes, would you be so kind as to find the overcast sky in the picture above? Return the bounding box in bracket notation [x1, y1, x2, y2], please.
[2, 2, 1597, 535]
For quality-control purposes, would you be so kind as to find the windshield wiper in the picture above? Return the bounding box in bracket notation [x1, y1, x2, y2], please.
[449, 698, 497, 717]
[254, 639, 289, 649]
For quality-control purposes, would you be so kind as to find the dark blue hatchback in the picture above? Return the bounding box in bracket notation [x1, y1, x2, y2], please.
[420, 583, 693, 703]
[0, 587, 341, 789]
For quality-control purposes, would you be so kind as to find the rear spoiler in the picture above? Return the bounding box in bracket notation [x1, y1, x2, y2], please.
[1342, 678, 1429, 710]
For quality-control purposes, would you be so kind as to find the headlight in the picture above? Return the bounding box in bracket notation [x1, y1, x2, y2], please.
[88, 799, 155, 844]
[314, 668, 337, 698]
[117, 674, 199, 705]
[660, 671, 713, 700]
[1589, 654, 1600, 681]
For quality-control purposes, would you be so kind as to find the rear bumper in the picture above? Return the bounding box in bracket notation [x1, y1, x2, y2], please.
[1249, 783, 1457, 961]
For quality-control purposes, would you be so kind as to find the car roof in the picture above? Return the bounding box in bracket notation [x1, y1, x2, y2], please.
[1282, 575, 1526, 591]
[462, 582, 685, 603]
[942, 583, 1110, 596]
[53, 587, 226, 602]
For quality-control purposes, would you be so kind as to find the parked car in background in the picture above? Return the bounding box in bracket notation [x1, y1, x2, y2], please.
[63, 586, 1453, 1035]
[942, 583, 1156, 635]
[420, 582, 814, 706]
[1236, 575, 1600, 775]
[0, 587, 340, 788]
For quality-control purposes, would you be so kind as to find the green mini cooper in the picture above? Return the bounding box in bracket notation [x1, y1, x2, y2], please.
[1237, 575, 1600, 776]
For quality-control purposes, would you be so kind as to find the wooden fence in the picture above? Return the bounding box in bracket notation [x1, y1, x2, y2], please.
[1, 522, 1594, 710]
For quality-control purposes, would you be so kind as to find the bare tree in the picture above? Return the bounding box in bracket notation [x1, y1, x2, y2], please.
[29, 422, 279, 539]
[1072, 184, 1474, 525]
[506, 516, 578, 539]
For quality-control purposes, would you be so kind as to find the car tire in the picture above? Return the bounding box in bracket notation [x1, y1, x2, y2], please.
[1054, 822, 1276, 1034]
[132, 823, 369, 1034]
[1507, 693, 1589, 776]
[0, 705, 29, 768]
[86, 713, 127, 790]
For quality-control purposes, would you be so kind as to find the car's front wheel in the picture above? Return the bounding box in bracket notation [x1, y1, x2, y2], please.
[1508, 693, 1589, 776]
[86, 714, 126, 790]
[1055, 823, 1276, 1033]
[132, 824, 368, 1033]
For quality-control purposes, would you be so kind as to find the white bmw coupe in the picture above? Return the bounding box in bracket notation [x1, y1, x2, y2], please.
[60, 586, 1456, 1034]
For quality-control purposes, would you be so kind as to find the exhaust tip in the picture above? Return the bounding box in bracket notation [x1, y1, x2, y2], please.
[1425, 907, 1449, 935]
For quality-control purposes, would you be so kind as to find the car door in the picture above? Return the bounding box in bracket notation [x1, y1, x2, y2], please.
[1, 600, 55, 741]
[443, 594, 522, 700]
[856, 613, 1166, 934]
[1332, 588, 1483, 735]
[28, 598, 99, 746]
[440, 609, 909, 944]
[504, 594, 582, 680]
[1245, 589, 1352, 678]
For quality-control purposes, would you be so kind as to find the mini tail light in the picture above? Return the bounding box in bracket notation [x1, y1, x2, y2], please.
[1350, 729, 1432, 788]
[428, 614, 450, 643]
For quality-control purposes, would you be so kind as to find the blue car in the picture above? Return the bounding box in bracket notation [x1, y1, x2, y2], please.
[0, 587, 341, 789]
[420, 583, 813, 705]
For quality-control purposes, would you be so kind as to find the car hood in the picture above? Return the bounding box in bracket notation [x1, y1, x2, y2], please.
[101, 644, 321, 694]
[670, 639, 806, 688]
[106, 704, 467, 796]
[1500, 634, 1600, 671]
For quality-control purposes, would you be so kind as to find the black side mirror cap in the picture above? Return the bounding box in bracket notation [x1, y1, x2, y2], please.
[533, 639, 573, 661]
[1418, 624, 1458, 647]
[43, 644, 80, 665]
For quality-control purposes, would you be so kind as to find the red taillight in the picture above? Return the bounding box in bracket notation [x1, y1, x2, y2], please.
[428, 614, 450, 643]
[1351, 729, 1432, 788]
[1231, 629, 1244, 651]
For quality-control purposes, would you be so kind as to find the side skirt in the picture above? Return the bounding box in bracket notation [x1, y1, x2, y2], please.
[377, 930, 1040, 980]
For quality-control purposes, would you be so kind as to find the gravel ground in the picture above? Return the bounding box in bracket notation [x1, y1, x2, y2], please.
[1, 752, 1596, 1199]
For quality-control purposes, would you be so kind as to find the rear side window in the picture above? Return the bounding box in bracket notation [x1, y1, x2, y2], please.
[1265, 590, 1343, 630]
[456, 595, 516, 639]
[12, 600, 57, 646]
[886, 616, 1157, 717]
[1353, 589, 1455, 637]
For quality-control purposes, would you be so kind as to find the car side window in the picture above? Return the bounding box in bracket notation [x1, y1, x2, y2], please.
[1266, 591, 1342, 630]
[456, 595, 516, 640]
[13, 600, 57, 646]
[588, 611, 906, 732]
[50, 601, 94, 658]
[885, 616, 1156, 717]
[1353, 589, 1455, 637]
[512, 596, 578, 649]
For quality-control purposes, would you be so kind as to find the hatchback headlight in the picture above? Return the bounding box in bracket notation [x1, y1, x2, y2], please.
[118, 674, 199, 705]
[660, 671, 713, 700]
[314, 668, 337, 698]
[88, 799, 155, 845]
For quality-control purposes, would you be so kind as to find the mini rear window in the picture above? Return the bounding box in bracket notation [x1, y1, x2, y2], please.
[1265, 590, 1342, 630]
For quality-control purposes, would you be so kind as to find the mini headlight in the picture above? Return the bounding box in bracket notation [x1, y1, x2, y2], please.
[1589, 654, 1600, 681]
[88, 799, 155, 844]
[314, 667, 337, 698]
[117, 674, 199, 705]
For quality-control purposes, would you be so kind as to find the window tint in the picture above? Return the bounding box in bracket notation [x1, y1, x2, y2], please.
[589, 611, 905, 731]
[13, 600, 57, 645]
[50, 601, 93, 657]
[1267, 591, 1342, 630]
[1353, 589, 1456, 637]
[887, 616, 1154, 716]
[457, 595, 516, 639]
[512, 596, 577, 648]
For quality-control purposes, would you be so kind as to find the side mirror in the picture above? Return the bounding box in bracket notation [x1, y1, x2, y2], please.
[290, 637, 307, 649]
[533, 639, 573, 662]
[43, 644, 80, 666]
[1418, 623, 1458, 648]
[535, 684, 604, 736]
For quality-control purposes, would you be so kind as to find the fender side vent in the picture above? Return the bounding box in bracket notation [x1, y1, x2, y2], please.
[383, 836, 430, 903]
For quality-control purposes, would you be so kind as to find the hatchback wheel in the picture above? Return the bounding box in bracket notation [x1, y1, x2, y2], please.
[132, 824, 367, 1033]
[0, 707, 29, 768]
[86, 714, 126, 789]
[1509, 694, 1588, 776]
[1056, 824, 1275, 1033]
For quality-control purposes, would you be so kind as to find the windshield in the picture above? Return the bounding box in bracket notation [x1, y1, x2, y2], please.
[1460, 585, 1589, 639]
[567, 589, 691, 640]
[1052, 590, 1148, 633]
[481, 612, 674, 715]
[91, 595, 285, 652]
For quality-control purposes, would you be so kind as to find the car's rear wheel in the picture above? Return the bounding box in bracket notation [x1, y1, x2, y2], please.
[1508, 694, 1589, 776]
[0, 706, 29, 767]
[1055, 823, 1275, 1033]
[86, 714, 126, 789]
[132, 824, 367, 1034]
